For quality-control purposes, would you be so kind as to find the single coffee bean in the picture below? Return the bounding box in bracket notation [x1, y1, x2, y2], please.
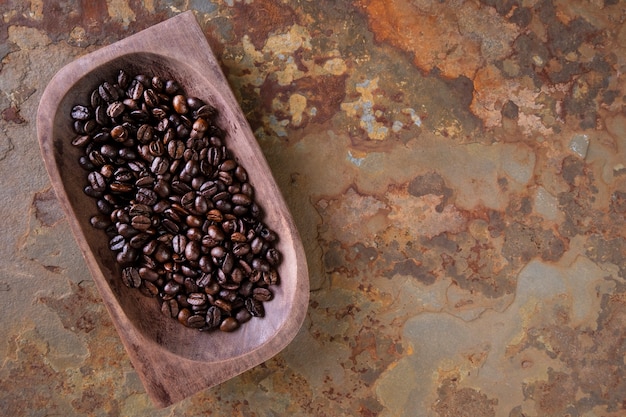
[172, 95, 188, 114]
[235, 308, 252, 324]
[109, 234, 126, 251]
[219, 317, 239, 332]
[121, 267, 141, 288]
[187, 314, 206, 328]
[253, 287, 273, 302]
[245, 297, 265, 317]
[187, 292, 207, 306]
[139, 266, 159, 282]
[205, 306, 221, 328]
[71, 105, 91, 120]
[106, 101, 125, 118]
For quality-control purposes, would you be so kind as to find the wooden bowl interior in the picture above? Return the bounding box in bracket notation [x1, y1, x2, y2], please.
[51, 52, 299, 362]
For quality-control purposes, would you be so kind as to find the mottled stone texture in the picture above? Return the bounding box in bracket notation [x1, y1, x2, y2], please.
[1, 0, 626, 415]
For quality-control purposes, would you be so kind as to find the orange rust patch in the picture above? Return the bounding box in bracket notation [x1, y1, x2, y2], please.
[232, 0, 298, 49]
[356, 0, 482, 79]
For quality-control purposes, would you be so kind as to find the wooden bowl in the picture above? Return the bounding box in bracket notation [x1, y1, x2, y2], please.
[36, 12, 309, 408]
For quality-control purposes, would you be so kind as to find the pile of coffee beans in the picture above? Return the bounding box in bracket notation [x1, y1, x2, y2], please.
[70, 69, 281, 332]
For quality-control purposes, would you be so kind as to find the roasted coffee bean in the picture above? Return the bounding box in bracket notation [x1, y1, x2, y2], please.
[139, 266, 159, 282]
[177, 308, 191, 326]
[121, 267, 142, 288]
[219, 317, 239, 332]
[172, 234, 187, 254]
[163, 280, 181, 295]
[205, 306, 221, 328]
[71, 105, 91, 120]
[235, 308, 252, 324]
[88, 171, 107, 193]
[253, 287, 273, 302]
[266, 248, 281, 265]
[187, 314, 205, 328]
[109, 234, 126, 251]
[99, 81, 119, 102]
[144, 88, 159, 107]
[136, 187, 157, 205]
[214, 298, 232, 313]
[128, 79, 144, 100]
[172, 95, 188, 114]
[187, 292, 207, 306]
[263, 268, 279, 286]
[90, 214, 110, 229]
[131, 215, 151, 231]
[106, 101, 125, 118]
[245, 298, 265, 317]
[117, 243, 139, 265]
[185, 240, 201, 261]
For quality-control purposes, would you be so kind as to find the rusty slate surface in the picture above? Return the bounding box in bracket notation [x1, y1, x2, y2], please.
[1, 0, 626, 415]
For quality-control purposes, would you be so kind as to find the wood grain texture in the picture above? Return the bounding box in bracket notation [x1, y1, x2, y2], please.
[36, 11, 309, 408]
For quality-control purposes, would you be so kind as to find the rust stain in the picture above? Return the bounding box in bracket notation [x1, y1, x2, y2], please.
[232, 0, 298, 49]
[356, 0, 482, 79]
[1, 106, 25, 124]
[433, 377, 498, 417]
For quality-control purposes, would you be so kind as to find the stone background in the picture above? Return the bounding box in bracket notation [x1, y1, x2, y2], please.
[1, 0, 626, 416]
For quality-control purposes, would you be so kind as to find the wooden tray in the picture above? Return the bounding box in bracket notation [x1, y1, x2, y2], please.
[36, 11, 309, 408]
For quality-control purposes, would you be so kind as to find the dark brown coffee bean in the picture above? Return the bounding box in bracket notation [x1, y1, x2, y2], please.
[186, 227, 202, 242]
[250, 236, 265, 255]
[245, 297, 265, 317]
[138, 266, 159, 282]
[88, 171, 107, 193]
[219, 317, 239, 332]
[163, 280, 181, 295]
[252, 257, 270, 272]
[109, 234, 126, 251]
[90, 214, 110, 229]
[205, 306, 221, 328]
[150, 156, 169, 175]
[239, 281, 254, 297]
[117, 243, 139, 265]
[99, 81, 119, 102]
[172, 95, 188, 114]
[131, 215, 151, 231]
[253, 287, 273, 302]
[136, 124, 154, 143]
[214, 298, 232, 313]
[128, 79, 144, 100]
[195, 104, 217, 119]
[231, 267, 244, 284]
[121, 267, 141, 288]
[136, 187, 157, 205]
[263, 268, 279, 286]
[71, 105, 91, 120]
[187, 292, 207, 306]
[265, 248, 281, 265]
[106, 101, 125, 118]
[90, 89, 103, 108]
[185, 240, 201, 261]
[187, 314, 205, 328]
[235, 308, 252, 324]
[196, 272, 212, 287]
[164, 79, 179, 95]
[172, 234, 187, 255]
[143, 89, 159, 107]
[177, 308, 191, 326]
